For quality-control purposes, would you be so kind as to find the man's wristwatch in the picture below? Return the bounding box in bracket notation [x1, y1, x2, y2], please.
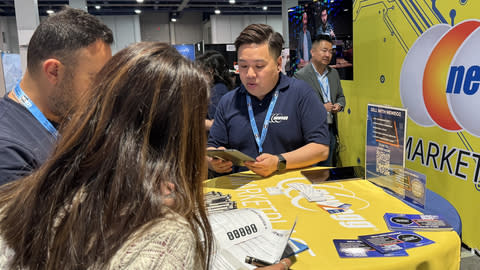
[276, 154, 287, 171]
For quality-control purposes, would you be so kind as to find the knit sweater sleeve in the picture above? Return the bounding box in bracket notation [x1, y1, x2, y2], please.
[107, 216, 197, 270]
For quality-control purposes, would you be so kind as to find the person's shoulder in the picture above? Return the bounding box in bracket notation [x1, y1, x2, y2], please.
[108, 212, 196, 269]
[0, 98, 32, 142]
[328, 66, 340, 76]
[294, 68, 305, 78]
[213, 82, 229, 92]
[218, 86, 242, 104]
[283, 77, 320, 106]
[288, 75, 315, 93]
[137, 213, 194, 244]
[294, 64, 313, 78]
[226, 85, 242, 96]
[0, 98, 52, 147]
[0, 96, 20, 119]
[327, 67, 341, 82]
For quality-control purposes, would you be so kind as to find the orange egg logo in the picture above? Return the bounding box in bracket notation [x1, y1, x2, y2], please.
[400, 20, 480, 136]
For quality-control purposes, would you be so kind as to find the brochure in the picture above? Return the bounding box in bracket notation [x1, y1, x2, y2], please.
[207, 149, 255, 166]
[317, 201, 352, 214]
[287, 182, 329, 202]
[210, 208, 303, 270]
[384, 213, 453, 231]
[333, 239, 409, 258]
[358, 231, 434, 254]
[283, 239, 309, 258]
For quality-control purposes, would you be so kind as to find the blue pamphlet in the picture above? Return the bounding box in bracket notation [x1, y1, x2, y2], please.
[283, 239, 309, 258]
[318, 202, 352, 214]
[333, 239, 408, 258]
[358, 231, 434, 254]
[384, 213, 453, 231]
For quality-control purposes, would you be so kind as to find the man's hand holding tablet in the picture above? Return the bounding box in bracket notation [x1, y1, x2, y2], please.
[207, 148, 255, 167]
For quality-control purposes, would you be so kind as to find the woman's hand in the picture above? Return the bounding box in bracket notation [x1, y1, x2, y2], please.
[255, 258, 291, 270]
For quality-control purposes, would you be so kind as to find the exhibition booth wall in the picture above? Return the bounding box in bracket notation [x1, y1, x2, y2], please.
[339, 0, 480, 249]
[1, 0, 479, 251]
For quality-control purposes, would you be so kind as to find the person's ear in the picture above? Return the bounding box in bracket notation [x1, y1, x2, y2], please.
[277, 55, 282, 72]
[42, 59, 62, 85]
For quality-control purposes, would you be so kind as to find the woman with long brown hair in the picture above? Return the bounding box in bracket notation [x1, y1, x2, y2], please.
[0, 42, 212, 269]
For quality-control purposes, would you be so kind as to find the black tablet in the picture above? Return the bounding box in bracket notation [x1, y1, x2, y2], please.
[301, 166, 365, 183]
[207, 149, 255, 166]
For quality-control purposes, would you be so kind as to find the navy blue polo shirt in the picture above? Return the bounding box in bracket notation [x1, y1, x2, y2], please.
[0, 95, 56, 185]
[208, 73, 329, 163]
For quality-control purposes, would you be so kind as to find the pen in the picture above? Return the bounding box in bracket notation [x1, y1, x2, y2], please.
[245, 255, 272, 267]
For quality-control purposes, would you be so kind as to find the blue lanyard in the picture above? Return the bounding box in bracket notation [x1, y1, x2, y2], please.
[318, 75, 331, 103]
[313, 65, 331, 103]
[246, 90, 279, 154]
[13, 83, 58, 138]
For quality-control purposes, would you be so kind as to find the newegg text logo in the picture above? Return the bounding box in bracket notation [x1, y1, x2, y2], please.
[400, 20, 480, 137]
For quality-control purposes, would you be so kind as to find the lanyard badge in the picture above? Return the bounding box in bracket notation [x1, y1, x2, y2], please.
[318, 76, 331, 103]
[13, 83, 58, 138]
[246, 89, 279, 154]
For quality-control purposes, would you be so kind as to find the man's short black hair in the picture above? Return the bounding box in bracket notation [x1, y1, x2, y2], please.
[234, 24, 284, 59]
[27, 7, 113, 73]
[320, 6, 328, 15]
[313, 34, 333, 45]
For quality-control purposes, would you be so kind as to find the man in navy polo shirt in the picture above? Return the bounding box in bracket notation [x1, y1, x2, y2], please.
[208, 24, 330, 177]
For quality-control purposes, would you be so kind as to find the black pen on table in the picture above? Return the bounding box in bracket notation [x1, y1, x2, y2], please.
[245, 255, 272, 267]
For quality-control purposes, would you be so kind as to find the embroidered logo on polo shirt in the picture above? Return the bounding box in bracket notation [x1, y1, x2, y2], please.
[270, 113, 289, 123]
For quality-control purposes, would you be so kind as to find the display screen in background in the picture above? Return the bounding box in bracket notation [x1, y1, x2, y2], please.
[288, 1, 353, 79]
[173, 44, 195, 61]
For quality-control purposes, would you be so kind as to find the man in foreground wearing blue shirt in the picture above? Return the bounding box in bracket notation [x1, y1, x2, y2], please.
[0, 8, 113, 185]
[208, 24, 329, 177]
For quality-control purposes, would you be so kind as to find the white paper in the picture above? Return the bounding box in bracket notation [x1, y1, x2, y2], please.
[209, 208, 271, 248]
[266, 186, 284, 195]
[287, 183, 329, 202]
[210, 209, 296, 270]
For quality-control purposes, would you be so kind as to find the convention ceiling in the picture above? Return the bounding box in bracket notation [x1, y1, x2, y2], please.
[0, 0, 311, 17]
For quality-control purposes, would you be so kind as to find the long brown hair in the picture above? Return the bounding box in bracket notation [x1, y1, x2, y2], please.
[0, 42, 212, 269]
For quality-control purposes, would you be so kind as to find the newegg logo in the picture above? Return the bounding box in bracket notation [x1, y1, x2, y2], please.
[400, 20, 480, 137]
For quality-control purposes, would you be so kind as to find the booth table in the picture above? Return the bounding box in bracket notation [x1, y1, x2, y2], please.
[204, 169, 461, 270]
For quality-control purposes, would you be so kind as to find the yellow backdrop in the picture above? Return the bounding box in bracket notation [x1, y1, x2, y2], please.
[341, 0, 480, 249]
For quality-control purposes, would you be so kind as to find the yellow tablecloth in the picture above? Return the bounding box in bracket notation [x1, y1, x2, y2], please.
[205, 169, 460, 270]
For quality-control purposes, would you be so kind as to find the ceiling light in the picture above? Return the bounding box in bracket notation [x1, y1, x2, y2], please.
[344, 9, 349, 12]
[134, 9, 142, 14]
[262, 6, 268, 11]
[95, 5, 101, 10]
[214, 8, 221, 14]
[46, 9, 54, 14]
[229, 0, 235, 4]
[171, 18, 177, 22]
[136, 0, 144, 3]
